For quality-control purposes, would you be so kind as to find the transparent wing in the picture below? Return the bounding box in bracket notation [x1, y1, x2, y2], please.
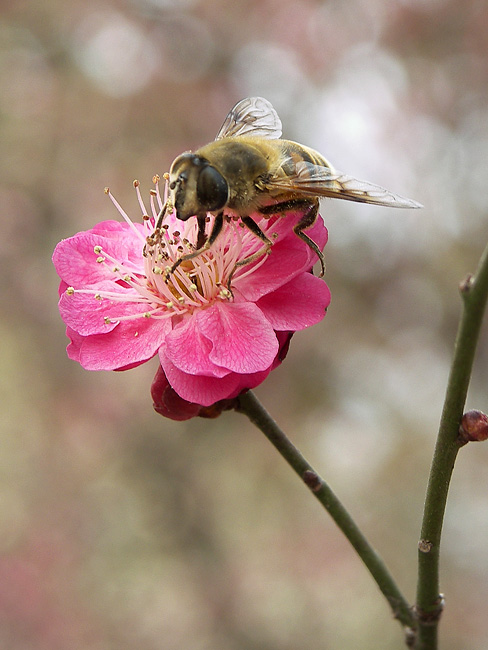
[215, 96, 282, 140]
[267, 160, 423, 209]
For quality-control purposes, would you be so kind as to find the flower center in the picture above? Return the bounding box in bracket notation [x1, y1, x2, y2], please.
[65, 178, 270, 327]
[142, 217, 236, 311]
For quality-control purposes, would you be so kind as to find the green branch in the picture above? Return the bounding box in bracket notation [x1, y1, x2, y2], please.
[415, 240, 488, 649]
[236, 390, 415, 633]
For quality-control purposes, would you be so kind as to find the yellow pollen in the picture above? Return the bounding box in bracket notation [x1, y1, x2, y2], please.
[94, 245, 103, 254]
[66, 286, 75, 295]
[96, 256, 105, 264]
[144, 312, 152, 318]
[104, 317, 112, 324]
[95, 293, 102, 300]
[219, 288, 232, 300]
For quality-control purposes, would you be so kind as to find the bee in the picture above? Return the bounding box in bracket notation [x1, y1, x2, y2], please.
[165, 96, 422, 279]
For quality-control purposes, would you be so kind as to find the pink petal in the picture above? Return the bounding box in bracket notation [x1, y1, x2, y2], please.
[52, 222, 145, 287]
[58, 282, 135, 335]
[68, 317, 171, 370]
[160, 351, 277, 407]
[257, 273, 331, 330]
[160, 351, 242, 406]
[196, 302, 279, 373]
[164, 315, 231, 378]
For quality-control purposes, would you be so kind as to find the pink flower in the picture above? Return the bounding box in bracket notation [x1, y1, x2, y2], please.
[53, 178, 330, 416]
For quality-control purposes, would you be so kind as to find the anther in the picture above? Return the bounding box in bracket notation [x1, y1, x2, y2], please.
[219, 288, 232, 300]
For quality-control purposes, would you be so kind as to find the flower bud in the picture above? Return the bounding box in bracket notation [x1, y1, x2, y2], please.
[459, 410, 488, 443]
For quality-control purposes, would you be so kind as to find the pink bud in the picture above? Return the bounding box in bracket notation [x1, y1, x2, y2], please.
[459, 410, 488, 442]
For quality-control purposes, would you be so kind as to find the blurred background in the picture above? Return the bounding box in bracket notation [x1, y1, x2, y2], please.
[1, 0, 488, 648]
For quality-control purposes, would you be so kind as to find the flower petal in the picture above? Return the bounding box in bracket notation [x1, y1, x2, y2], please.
[52, 221, 145, 287]
[160, 350, 276, 406]
[196, 302, 279, 373]
[160, 350, 242, 406]
[68, 317, 171, 370]
[164, 315, 231, 378]
[58, 282, 137, 335]
[257, 273, 331, 330]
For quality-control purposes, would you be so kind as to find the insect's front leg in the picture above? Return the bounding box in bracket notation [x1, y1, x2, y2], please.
[258, 198, 325, 275]
[165, 212, 224, 281]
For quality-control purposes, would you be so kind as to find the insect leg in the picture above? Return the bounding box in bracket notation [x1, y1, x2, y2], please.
[258, 198, 325, 275]
[165, 211, 224, 280]
[226, 216, 273, 289]
[196, 214, 207, 250]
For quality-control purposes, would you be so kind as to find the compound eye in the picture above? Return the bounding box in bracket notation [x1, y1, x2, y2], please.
[196, 165, 228, 211]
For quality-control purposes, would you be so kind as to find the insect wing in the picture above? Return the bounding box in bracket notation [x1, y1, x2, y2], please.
[215, 96, 282, 140]
[267, 160, 423, 209]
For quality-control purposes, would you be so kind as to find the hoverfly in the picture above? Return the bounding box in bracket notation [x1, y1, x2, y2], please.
[164, 96, 422, 279]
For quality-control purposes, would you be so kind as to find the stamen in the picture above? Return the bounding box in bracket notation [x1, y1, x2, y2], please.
[133, 179, 150, 220]
[105, 188, 147, 245]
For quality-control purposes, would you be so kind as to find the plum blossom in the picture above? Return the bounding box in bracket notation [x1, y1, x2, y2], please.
[53, 177, 330, 418]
